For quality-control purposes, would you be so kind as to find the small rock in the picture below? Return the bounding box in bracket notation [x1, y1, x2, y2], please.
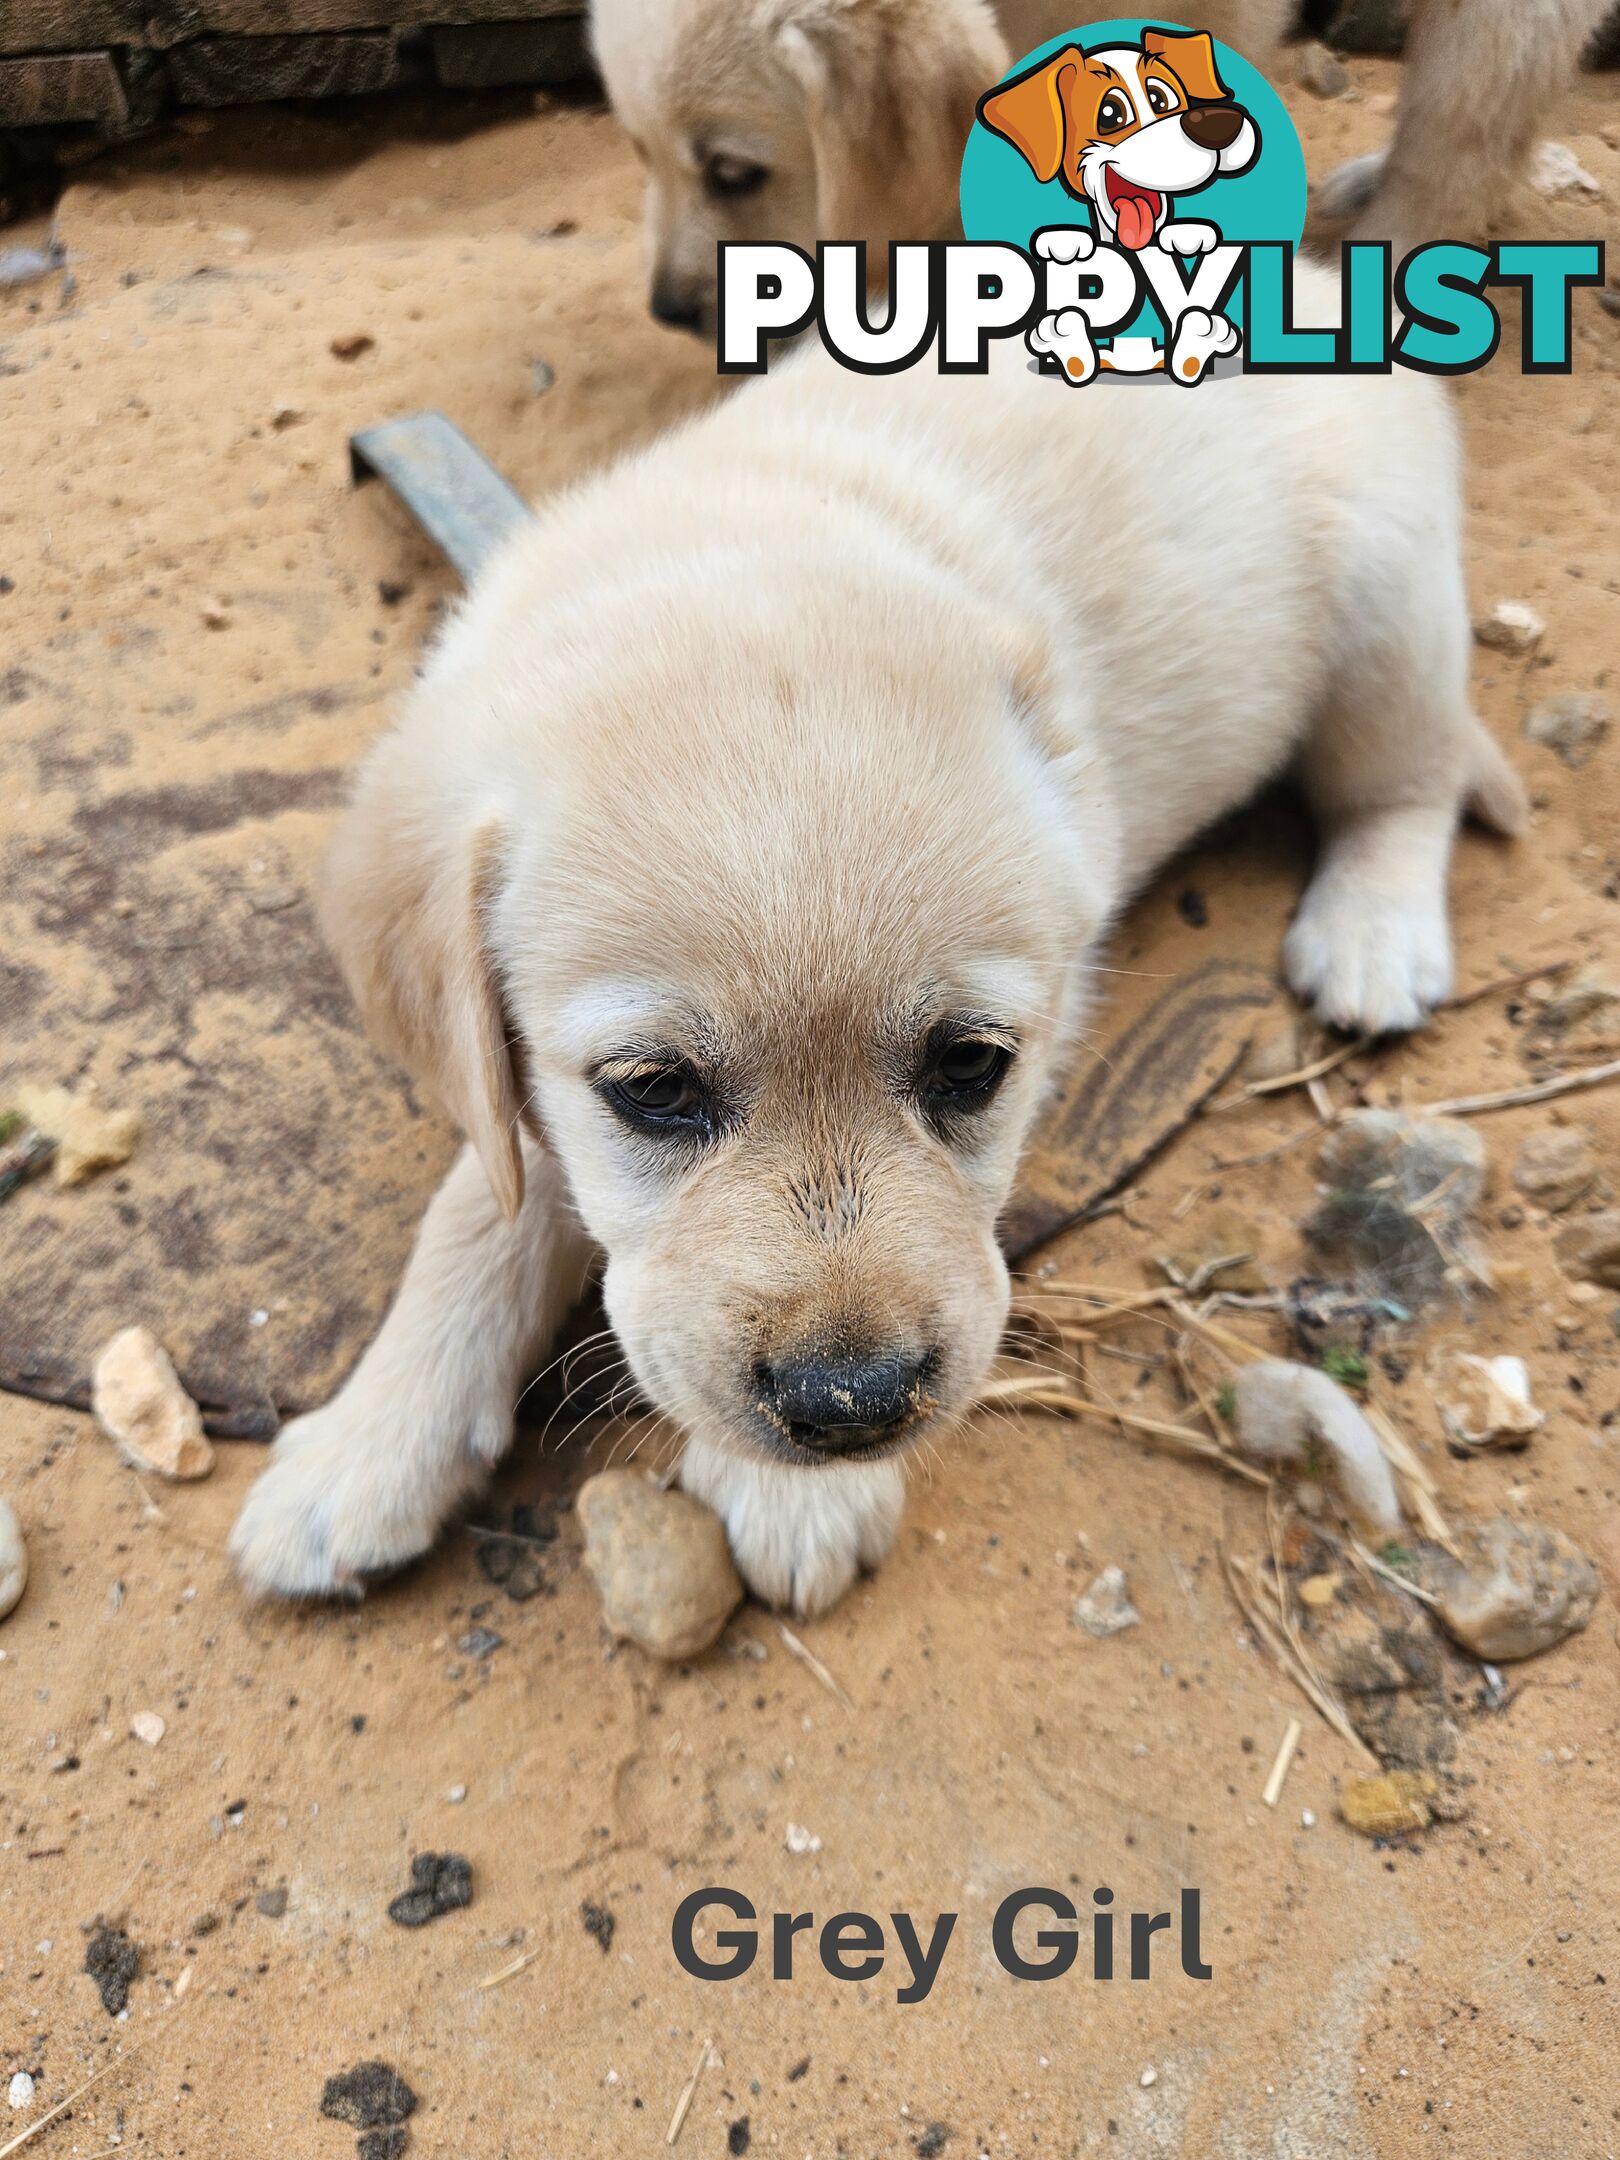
[201, 598, 231, 630]
[91, 1327, 213, 1481]
[1340, 1769, 1437, 1838]
[0, 1495, 27, 1621]
[1296, 39, 1348, 95]
[530, 356, 556, 396]
[457, 1625, 503, 1659]
[1310, 1110, 1485, 1308]
[8, 2072, 34, 2110]
[256, 1884, 288, 1918]
[84, 1923, 139, 2015]
[1556, 1210, 1620, 1289]
[1530, 139, 1601, 198]
[1430, 1350, 1544, 1451]
[1234, 1361, 1401, 1533]
[1531, 971, 1620, 1053]
[577, 1470, 742, 1660]
[387, 1851, 472, 1928]
[320, 2062, 417, 2130]
[728, 2119, 751, 2157]
[1156, 1206, 1268, 1294]
[1524, 693, 1610, 769]
[784, 1822, 822, 1855]
[330, 332, 375, 360]
[580, 1900, 615, 1953]
[359, 2133, 409, 2160]
[1473, 599, 1544, 655]
[1298, 1572, 1340, 1607]
[15, 1081, 139, 1186]
[1073, 1564, 1141, 1637]
[130, 1709, 166, 1746]
[1139, 2066, 1158, 2089]
[1420, 1519, 1599, 1662]
[446, 1783, 467, 1804]
[1513, 1126, 1597, 1211]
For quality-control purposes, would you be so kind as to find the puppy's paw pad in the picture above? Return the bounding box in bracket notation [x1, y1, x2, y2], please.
[1284, 885, 1453, 1037]
[1316, 149, 1386, 225]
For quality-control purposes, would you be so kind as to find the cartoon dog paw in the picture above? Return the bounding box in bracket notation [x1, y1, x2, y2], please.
[1028, 307, 1099, 386]
[1168, 306, 1240, 385]
[1158, 221, 1221, 256]
[1033, 225, 1096, 265]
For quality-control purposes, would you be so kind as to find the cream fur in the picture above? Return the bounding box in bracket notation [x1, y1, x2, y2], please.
[231, 263, 1523, 1615]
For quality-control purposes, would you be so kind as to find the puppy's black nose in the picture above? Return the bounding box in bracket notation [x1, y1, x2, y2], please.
[1181, 103, 1245, 151]
[757, 1350, 935, 1454]
[650, 279, 707, 333]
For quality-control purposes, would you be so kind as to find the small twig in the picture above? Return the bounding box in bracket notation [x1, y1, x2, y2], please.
[476, 1945, 541, 1990]
[1261, 1717, 1303, 1808]
[1211, 1035, 1371, 1110]
[665, 2037, 712, 2147]
[1442, 957, 1572, 1011]
[0, 2050, 134, 2159]
[982, 1373, 1271, 1485]
[1415, 1055, 1620, 1119]
[1222, 1549, 1378, 1765]
[777, 1623, 854, 1711]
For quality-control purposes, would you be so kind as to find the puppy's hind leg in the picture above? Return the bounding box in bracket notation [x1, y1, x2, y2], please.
[230, 1138, 595, 1598]
[1284, 492, 1526, 1037]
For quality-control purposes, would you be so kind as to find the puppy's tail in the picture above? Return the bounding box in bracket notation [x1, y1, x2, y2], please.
[1463, 718, 1529, 838]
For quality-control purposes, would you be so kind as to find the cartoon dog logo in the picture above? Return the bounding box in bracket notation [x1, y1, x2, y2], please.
[978, 26, 1259, 383]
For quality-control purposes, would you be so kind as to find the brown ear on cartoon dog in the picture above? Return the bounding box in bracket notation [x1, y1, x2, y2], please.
[1142, 28, 1233, 105]
[976, 47, 1083, 185]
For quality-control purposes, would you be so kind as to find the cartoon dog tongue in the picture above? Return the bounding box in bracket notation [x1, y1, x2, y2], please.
[1112, 185, 1158, 251]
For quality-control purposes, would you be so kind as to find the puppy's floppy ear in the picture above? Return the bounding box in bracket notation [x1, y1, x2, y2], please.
[320, 747, 526, 1220]
[776, 0, 1007, 251]
[976, 47, 1082, 185]
[1141, 27, 1232, 105]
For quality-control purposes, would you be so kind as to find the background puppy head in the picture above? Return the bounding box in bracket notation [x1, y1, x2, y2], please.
[978, 30, 1257, 247]
[591, 0, 1007, 334]
[324, 555, 1114, 1473]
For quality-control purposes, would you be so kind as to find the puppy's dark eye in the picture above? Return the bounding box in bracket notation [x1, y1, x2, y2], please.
[919, 1036, 1013, 1110]
[1145, 79, 1175, 115]
[604, 1064, 710, 1132]
[704, 153, 769, 199]
[1097, 92, 1132, 133]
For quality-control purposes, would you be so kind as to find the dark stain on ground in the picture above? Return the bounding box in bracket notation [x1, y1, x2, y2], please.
[74, 766, 348, 861]
[728, 2119, 751, 2155]
[84, 1922, 140, 2014]
[914, 2127, 951, 2157]
[581, 1900, 615, 1954]
[387, 1852, 473, 1928]
[357, 2132, 409, 2160]
[319, 2062, 418, 2129]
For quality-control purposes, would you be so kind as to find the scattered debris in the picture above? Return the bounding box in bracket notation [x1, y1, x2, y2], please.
[777, 1621, 854, 1709]
[7, 2072, 34, 2111]
[1233, 1361, 1402, 1533]
[914, 2127, 950, 2158]
[1286, 1281, 1409, 1362]
[1473, 599, 1545, 655]
[785, 1822, 822, 1855]
[256, 1885, 289, 1919]
[1530, 139, 1601, 198]
[1073, 1564, 1141, 1638]
[1340, 1768, 1437, 1838]
[15, 1082, 139, 1187]
[727, 2118, 751, 2155]
[0, 1497, 27, 1622]
[1155, 1206, 1268, 1294]
[0, 1117, 55, 1203]
[581, 1901, 615, 1954]
[130, 1710, 166, 1747]
[476, 1944, 542, 1990]
[1419, 1519, 1600, 1662]
[456, 1625, 503, 1659]
[577, 1470, 742, 1661]
[1307, 1109, 1486, 1307]
[1431, 1350, 1543, 1452]
[1555, 1210, 1620, 1288]
[1512, 1124, 1598, 1210]
[1295, 39, 1348, 94]
[1524, 692, 1610, 768]
[1420, 1055, 1620, 1119]
[471, 1503, 555, 1601]
[1260, 1717, 1303, 1807]
[84, 1923, 140, 2015]
[1529, 971, 1620, 1058]
[319, 2062, 417, 2130]
[330, 332, 375, 360]
[201, 597, 232, 630]
[91, 1326, 214, 1481]
[387, 1852, 472, 1928]
[358, 2132, 409, 2160]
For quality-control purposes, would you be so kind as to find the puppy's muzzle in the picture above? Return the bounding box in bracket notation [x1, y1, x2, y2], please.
[755, 1347, 939, 1458]
[1181, 104, 1246, 152]
[650, 275, 709, 334]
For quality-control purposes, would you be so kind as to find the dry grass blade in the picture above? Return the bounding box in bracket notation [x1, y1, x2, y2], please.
[477, 1945, 541, 1990]
[0, 2052, 133, 2160]
[666, 2037, 712, 2146]
[777, 1622, 854, 1710]
[1363, 1404, 1453, 1549]
[979, 1372, 1271, 1486]
[1222, 1549, 1378, 1766]
[1261, 1717, 1303, 1808]
[1211, 1035, 1371, 1110]
[1415, 1055, 1620, 1119]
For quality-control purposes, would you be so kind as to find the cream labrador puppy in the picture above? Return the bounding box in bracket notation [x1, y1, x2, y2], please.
[231, 261, 1523, 1615]
[591, 0, 1613, 334]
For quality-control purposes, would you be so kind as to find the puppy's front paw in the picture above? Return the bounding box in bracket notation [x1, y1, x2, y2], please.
[1168, 306, 1240, 384]
[1158, 221, 1219, 255]
[1284, 880, 1453, 1037]
[1034, 225, 1096, 265]
[679, 1438, 905, 1619]
[1028, 308, 1098, 386]
[230, 1392, 503, 1599]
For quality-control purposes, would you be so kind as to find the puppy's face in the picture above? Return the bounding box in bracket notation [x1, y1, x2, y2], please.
[448, 582, 1107, 1472]
[593, 0, 1008, 334]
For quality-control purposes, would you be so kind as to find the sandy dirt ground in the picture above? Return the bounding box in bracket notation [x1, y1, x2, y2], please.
[3, 50, 1620, 2160]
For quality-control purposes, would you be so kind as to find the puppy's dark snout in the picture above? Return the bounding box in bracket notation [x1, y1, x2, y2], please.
[1180, 103, 1245, 151]
[650, 277, 707, 333]
[758, 1349, 936, 1454]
